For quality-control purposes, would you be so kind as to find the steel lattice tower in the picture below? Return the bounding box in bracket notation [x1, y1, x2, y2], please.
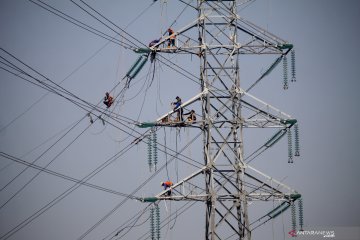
[139, 1, 302, 239]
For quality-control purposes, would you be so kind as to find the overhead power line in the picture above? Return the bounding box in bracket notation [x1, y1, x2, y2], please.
[28, 0, 134, 49]
[70, 0, 201, 84]
[0, 152, 139, 199]
[0, 118, 90, 211]
[0, 116, 85, 193]
[2, 0, 155, 134]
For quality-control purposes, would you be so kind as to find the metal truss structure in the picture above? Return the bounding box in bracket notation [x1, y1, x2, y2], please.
[139, 1, 301, 239]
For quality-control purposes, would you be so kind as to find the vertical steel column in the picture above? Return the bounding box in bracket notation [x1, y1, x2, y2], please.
[198, 1, 250, 239]
[198, 1, 215, 239]
[230, 1, 250, 238]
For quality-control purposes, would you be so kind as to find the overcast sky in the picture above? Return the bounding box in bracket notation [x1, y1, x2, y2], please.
[1, 0, 360, 240]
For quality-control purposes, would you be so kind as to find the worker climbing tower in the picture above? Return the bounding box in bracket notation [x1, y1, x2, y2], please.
[139, 0, 302, 239]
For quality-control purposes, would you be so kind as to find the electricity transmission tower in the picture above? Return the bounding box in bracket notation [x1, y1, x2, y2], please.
[139, 0, 303, 239]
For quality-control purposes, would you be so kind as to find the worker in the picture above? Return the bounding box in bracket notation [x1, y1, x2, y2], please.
[149, 38, 161, 47]
[103, 92, 113, 108]
[161, 181, 173, 196]
[183, 110, 196, 122]
[167, 28, 176, 47]
[172, 96, 183, 121]
[161, 115, 170, 123]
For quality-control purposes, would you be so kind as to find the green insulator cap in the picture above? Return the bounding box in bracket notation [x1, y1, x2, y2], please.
[137, 122, 157, 128]
[281, 119, 297, 125]
[133, 48, 151, 54]
[142, 197, 158, 203]
[290, 193, 302, 201]
[278, 43, 294, 50]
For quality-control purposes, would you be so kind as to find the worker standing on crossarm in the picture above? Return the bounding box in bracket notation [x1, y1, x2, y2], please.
[167, 28, 176, 47]
[103, 92, 113, 108]
[161, 181, 173, 196]
[172, 96, 183, 121]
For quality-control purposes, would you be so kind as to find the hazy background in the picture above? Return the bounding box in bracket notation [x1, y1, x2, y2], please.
[1, 0, 360, 239]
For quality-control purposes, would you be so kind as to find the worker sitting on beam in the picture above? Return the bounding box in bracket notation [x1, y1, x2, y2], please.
[183, 109, 196, 123]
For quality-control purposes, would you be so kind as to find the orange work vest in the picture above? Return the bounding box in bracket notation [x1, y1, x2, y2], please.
[164, 181, 173, 187]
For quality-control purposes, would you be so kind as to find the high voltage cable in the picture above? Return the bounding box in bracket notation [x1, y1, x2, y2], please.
[0, 48, 107, 114]
[1, 48, 142, 123]
[70, 0, 202, 85]
[0, 51, 149, 213]
[79, 124, 276, 240]
[28, 0, 134, 49]
[32, 0, 242, 108]
[79, 129, 278, 240]
[0, 118, 82, 174]
[70, 0, 142, 49]
[0, 97, 201, 240]
[0, 59, 123, 127]
[75, 131, 203, 240]
[1, 45, 159, 127]
[77, 114, 281, 240]
[0, 152, 139, 199]
[0, 63, 106, 116]
[0, 137, 137, 240]
[0, 47, 86, 101]
[136, 201, 198, 240]
[0, 116, 85, 193]
[2, 0, 155, 134]
[101, 205, 152, 240]
[0, 118, 90, 211]
[0, 2, 201, 240]
[0, 58, 73, 98]
[0, 48, 204, 171]
[2, 51, 152, 238]
[0, 55, 100, 114]
[77, 0, 147, 48]
[2, 49, 278, 200]
[0, 49, 135, 125]
[113, 206, 152, 239]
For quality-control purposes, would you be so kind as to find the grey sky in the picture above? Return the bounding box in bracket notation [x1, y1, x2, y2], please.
[1, 0, 360, 240]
